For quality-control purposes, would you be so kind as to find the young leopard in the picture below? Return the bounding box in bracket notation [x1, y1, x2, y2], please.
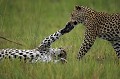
[61, 5, 120, 59]
[0, 29, 67, 63]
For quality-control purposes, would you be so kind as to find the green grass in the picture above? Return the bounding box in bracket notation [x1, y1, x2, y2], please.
[0, 0, 120, 79]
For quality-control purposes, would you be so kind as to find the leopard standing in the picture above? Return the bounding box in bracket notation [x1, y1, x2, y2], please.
[61, 5, 120, 59]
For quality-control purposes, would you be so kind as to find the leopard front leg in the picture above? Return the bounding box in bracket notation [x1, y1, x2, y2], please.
[77, 29, 97, 60]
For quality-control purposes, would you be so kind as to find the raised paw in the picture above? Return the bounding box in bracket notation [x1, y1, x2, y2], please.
[61, 22, 74, 34]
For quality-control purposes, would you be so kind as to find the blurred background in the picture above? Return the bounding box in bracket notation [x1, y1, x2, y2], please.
[0, 0, 120, 79]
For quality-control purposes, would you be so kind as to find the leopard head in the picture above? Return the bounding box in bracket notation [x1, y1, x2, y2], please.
[53, 48, 67, 64]
[69, 5, 96, 26]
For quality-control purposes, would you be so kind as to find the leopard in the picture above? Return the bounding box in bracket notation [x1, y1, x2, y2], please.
[0, 29, 67, 63]
[61, 5, 120, 60]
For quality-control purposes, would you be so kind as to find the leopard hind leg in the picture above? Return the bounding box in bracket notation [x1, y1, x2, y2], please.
[111, 40, 120, 59]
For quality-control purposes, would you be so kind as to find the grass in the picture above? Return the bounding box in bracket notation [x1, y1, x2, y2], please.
[0, 0, 120, 79]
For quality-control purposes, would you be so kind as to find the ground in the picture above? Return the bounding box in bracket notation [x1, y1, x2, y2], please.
[0, 0, 120, 79]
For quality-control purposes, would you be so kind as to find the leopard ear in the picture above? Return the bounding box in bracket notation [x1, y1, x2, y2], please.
[75, 5, 81, 10]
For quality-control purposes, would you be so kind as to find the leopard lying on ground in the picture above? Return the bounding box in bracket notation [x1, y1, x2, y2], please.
[61, 5, 120, 59]
[0, 29, 67, 63]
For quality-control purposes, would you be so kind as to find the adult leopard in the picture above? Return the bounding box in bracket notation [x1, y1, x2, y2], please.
[61, 5, 120, 59]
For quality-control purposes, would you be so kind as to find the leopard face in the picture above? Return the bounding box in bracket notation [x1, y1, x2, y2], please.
[57, 48, 67, 63]
[70, 5, 96, 26]
[52, 48, 67, 63]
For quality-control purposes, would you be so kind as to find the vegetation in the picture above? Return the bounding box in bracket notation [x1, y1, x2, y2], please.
[0, 0, 120, 79]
